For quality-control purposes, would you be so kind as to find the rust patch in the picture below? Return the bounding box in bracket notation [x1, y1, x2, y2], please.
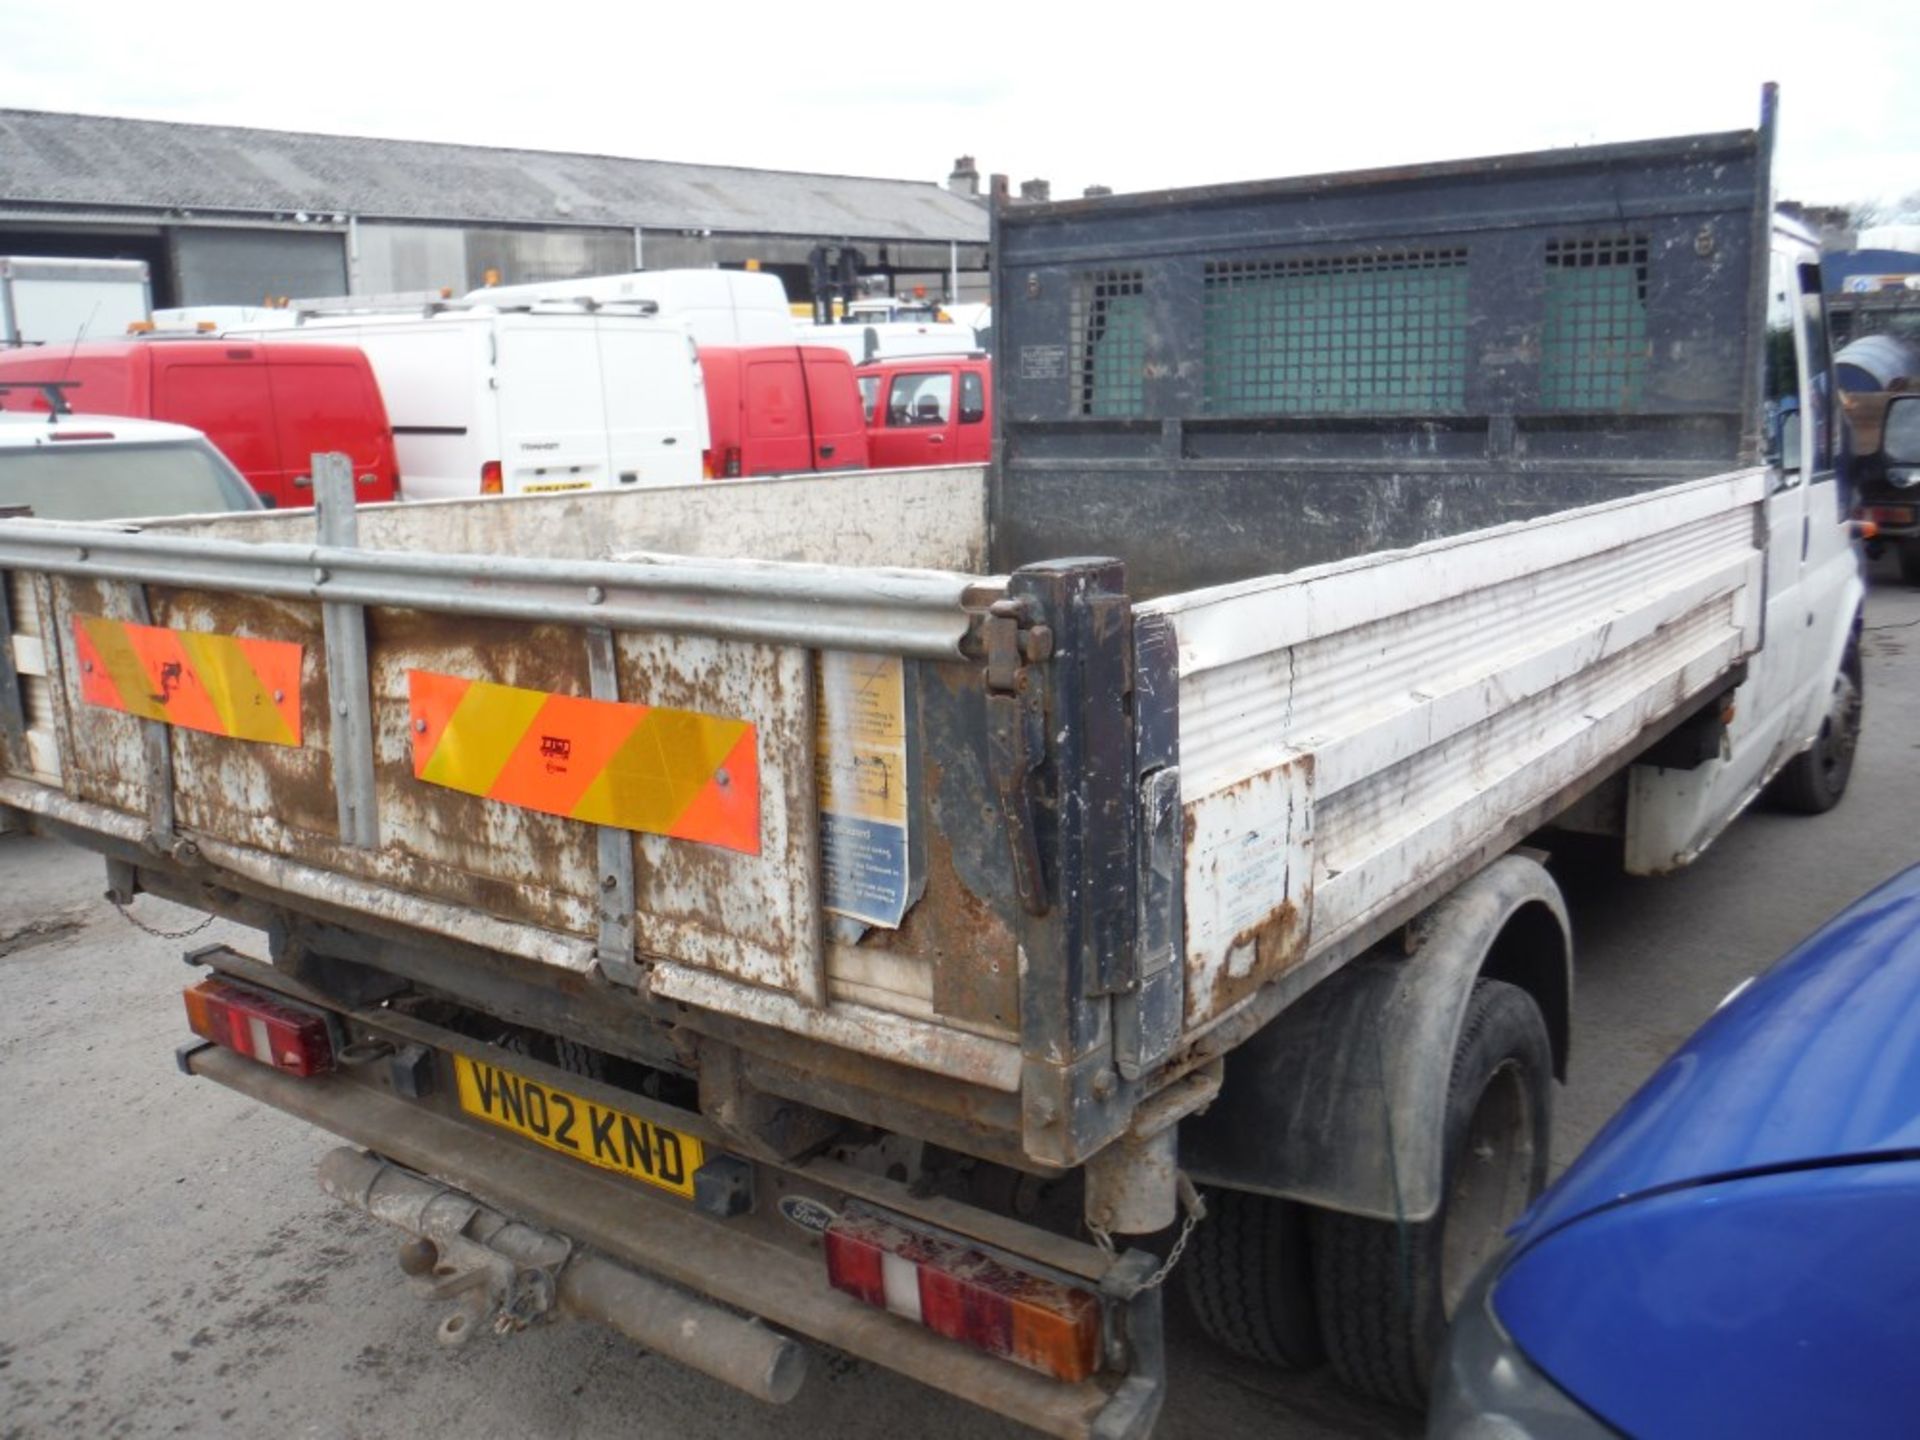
[917, 815, 1020, 1032]
[1229, 898, 1306, 964]
[361, 608, 598, 935]
[734, 1033, 1025, 1149]
[1181, 754, 1315, 1029]
[842, 665, 1024, 1037]
[148, 587, 336, 842]
[614, 629, 819, 998]
[50, 574, 155, 818]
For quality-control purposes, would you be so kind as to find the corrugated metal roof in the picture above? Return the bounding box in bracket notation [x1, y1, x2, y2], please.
[0, 109, 990, 243]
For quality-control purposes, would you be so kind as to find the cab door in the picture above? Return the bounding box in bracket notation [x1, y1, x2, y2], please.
[1627, 240, 1852, 873]
[1749, 248, 1812, 759]
[1698, 246, 1851, 803]
[1787, 256, 1863, 748]
[869, 368, 956, 469]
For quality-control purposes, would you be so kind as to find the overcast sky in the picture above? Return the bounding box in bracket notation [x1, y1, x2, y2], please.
[2, 0, 1914, 211]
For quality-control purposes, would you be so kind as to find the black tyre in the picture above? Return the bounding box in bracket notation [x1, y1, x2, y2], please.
[1309, 979, 1551, 1409]
[1770, 634, 1863, 815]
[1898, 543, 1920, 588]
[1181, 1186, 1323, 1370]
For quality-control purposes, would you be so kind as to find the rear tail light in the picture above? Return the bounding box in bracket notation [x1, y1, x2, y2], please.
[480, 460, 503, 496]
[723, 446, 742, 479]
[824, 1206, 1102, 1383]
[1864, 504, 1915, 526]
[701, 449, 715, 480]
[183, 978, 335, 1077]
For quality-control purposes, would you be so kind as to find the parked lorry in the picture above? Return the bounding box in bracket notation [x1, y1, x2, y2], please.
[229, 302, 709, 499]
[0, 94, 1863, 1433]
[0, 256, 151, 348]
[0, 337, 399, 508]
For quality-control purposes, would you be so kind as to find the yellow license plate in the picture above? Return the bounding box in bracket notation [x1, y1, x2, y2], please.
[522, 480, 594, 494]
[453, 1054, 703, 1199]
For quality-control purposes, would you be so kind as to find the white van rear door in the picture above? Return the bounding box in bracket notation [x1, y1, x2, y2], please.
[595, 321, 706, 489]
[495, 319, 612, 494]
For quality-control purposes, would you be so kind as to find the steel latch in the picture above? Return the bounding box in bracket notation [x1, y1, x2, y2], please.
[984, 598, 1053, 917]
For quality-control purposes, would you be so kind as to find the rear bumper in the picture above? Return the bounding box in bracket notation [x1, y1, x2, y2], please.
[184, 1043, 1163, 1439]
[1855, 500, 1920, 541]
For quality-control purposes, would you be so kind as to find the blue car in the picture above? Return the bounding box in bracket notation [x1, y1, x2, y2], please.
[1430, 865, 1920, 1438]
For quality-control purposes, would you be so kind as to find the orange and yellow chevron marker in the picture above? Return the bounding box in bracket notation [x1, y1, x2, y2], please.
[407, 670, 760, 855]
[72, 615, 302, 747]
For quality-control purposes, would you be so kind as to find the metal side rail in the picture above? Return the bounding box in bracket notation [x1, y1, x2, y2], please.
[181, 1046, 1165, 1440]
[0, 518, 990, 658]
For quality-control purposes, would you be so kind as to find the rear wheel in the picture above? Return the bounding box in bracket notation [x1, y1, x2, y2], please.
[1309, 979, 1551, 1409]
[1771, 634, 1863, 815]
[1181, 1187, 1323, 1370]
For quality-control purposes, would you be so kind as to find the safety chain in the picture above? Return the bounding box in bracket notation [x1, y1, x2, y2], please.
[1089, 1172, 1208, 1297]
[109, 895, 216, 941]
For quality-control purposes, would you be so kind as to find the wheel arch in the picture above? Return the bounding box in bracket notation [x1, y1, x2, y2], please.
[1181, 854, 1571, 1224]
[1477, 891, 1571, 1082]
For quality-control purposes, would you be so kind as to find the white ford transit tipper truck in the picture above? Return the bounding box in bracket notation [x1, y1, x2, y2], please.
[0, 91, 1862, 1434]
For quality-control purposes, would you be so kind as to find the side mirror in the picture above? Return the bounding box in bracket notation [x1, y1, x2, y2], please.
[1885, 395, 1920, 465]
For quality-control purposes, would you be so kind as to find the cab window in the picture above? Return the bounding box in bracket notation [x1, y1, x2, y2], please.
[1763, 261, 1801, 489]
[888, 372, 953, 426]
[1796, 263, 1833, 477]
[857, 375, 880, 424]
[960, 370, 986, 425]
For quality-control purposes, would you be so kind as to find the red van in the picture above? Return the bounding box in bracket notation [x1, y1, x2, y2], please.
[0, 339, 398, 507]
[698, 345, 869, 479]
[854, 353, 992, 469]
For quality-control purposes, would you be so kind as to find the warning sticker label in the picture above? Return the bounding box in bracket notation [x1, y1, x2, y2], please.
[816, 652, 911, 927]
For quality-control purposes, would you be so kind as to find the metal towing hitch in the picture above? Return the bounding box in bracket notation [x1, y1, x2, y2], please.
[317, 1148, 807, 1404]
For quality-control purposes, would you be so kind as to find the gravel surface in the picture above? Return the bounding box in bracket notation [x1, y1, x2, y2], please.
[2, 557, 1914, 1440]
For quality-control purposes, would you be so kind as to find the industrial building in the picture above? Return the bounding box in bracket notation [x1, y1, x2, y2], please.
[0, 109, 991, 310]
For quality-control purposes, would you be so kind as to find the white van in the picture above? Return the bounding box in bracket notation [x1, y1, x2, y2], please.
[232, 308, 709, 501]
[795, 319, 981, 364]
[149, 305, 299, 333]
[463, 270, 793, 347]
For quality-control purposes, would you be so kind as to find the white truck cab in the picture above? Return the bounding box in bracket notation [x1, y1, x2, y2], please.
[1624, 217, 1864, 865]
